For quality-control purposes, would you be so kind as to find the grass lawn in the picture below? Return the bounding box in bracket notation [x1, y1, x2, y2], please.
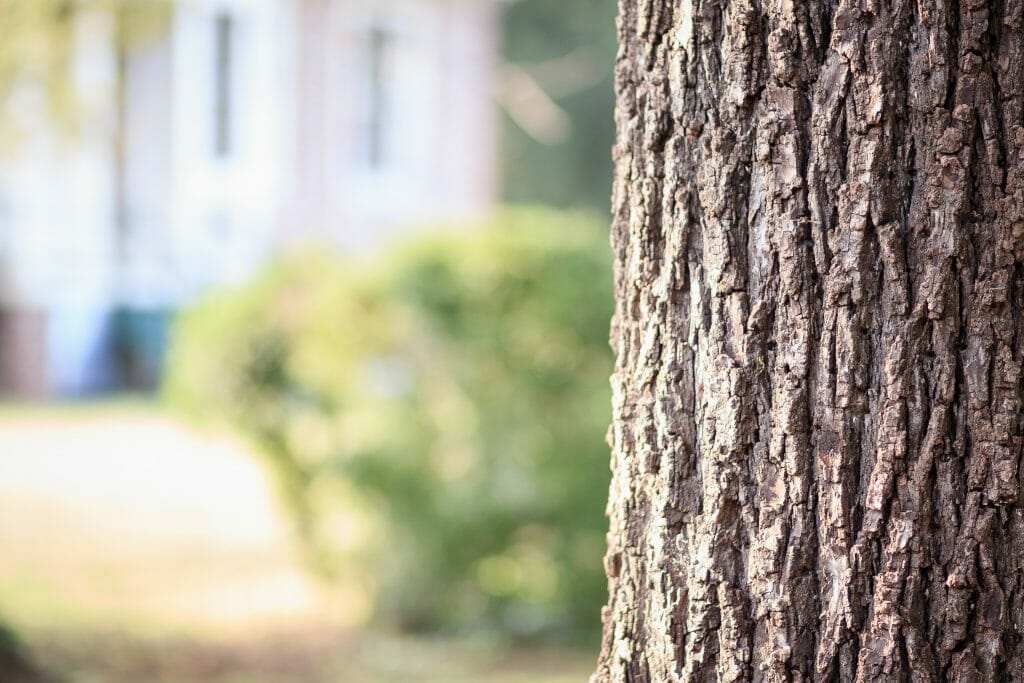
[0, 400, 594, 682]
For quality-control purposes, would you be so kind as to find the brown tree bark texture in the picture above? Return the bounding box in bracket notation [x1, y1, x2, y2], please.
[595, 0, 1024, 679]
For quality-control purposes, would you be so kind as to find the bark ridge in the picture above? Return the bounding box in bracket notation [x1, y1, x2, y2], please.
[596, 0, 1024, 679]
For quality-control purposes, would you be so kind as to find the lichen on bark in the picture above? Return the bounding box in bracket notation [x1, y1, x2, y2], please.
[595, 0, 1024, 679]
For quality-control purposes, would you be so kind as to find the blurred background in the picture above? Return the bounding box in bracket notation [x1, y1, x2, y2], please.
[0, 0, 617, 681]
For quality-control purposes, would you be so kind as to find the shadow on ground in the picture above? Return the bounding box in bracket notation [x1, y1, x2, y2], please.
[28, 628, 591, 683]
[0, 402, 593, 683]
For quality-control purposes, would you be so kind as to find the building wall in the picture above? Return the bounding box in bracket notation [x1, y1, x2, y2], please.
[163, 0, 290, 301]
[0, 309, 48, 398]
[118, 26, 175, 309]
[0, 9, 120, 396]
[287, 0, 499, 251]
[0, 0, 499, 397]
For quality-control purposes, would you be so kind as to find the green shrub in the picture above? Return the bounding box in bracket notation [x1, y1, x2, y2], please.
[164, 208, 613, 642]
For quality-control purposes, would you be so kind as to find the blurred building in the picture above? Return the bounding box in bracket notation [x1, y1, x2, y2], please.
[0, 0, 499, 397]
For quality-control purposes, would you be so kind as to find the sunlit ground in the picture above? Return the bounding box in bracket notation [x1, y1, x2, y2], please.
[0, 401, 592, 682]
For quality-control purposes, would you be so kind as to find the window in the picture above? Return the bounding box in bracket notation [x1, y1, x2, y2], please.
[213, 13, 234, 157]
[362, 24, 393, 169]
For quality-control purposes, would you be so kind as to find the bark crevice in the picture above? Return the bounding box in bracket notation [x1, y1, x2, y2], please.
[596, 0, 1024, 679]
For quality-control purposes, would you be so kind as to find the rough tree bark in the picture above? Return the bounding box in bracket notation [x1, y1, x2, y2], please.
[594, 0, 1024, 679]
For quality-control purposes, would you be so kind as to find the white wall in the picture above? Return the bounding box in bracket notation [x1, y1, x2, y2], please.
[165, 0, 290, 301]
[0, 0, 500, 395]
[0, 9, 120, 394]
[287, 0, 499, 251]
[119, 29, 174, 309]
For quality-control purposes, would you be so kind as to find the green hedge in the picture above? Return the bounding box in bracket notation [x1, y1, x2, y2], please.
[164, 209, 613, 641]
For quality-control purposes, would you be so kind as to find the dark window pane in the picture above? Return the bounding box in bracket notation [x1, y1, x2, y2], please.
[214, 14, 234, 157]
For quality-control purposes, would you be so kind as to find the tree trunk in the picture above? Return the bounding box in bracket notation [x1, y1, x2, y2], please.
[594, 0, 1024, 679]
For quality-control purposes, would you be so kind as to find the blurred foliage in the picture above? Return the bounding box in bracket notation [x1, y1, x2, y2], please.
[500, 0, 618, 213]
[165, 209, 613, 642]
[0, 0, 170, 147]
